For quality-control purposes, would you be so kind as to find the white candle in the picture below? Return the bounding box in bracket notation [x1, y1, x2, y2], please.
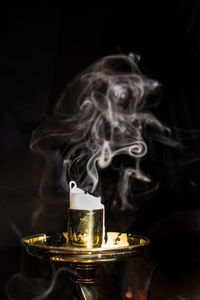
[68, 181, 105, 247]
[69, 181, 104, 210]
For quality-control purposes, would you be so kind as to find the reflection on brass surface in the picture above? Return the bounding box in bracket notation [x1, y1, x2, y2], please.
[22, 232, 150, 264]
[68, 209, 104, 248]
[75, 264, 97, 284]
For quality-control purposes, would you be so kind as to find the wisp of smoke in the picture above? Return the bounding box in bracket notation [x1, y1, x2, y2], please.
[31, 54, 177, 210]
[5, 264, 76, 300]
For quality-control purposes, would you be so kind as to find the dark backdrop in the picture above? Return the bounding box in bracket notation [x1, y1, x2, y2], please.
[1, 1, 200, 299]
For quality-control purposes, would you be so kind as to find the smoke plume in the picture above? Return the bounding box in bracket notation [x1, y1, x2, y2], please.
[31, 54, 178, 210]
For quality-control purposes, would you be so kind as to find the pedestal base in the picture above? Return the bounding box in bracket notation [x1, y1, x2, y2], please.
[22, 232, 149, 299]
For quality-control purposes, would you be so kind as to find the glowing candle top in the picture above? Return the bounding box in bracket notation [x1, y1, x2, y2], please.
[69, 181, 104, 210]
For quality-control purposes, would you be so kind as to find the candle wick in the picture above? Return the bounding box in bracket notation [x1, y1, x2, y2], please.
[69, 181, 77, 190]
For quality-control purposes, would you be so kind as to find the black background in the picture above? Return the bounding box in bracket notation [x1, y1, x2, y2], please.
[1, 1, 200, 299]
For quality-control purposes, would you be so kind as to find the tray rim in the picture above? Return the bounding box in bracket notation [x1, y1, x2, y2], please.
[22, 232, 150, 254]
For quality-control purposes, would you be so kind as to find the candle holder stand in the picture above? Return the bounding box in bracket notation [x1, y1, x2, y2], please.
[23, 232, 149, 300]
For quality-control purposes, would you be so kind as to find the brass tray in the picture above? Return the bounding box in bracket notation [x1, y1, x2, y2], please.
[22, 232, 150, 263]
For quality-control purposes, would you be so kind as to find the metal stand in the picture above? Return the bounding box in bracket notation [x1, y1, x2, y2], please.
[75, 263, 98, 300]
[22, 232, 149, 300]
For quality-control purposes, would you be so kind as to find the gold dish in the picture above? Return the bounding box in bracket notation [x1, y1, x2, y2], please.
[22, 232, 149, 263]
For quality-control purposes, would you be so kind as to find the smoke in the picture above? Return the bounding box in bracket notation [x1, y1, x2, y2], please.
[31, 53, 178, 210]
[5, 264, 76, 300]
